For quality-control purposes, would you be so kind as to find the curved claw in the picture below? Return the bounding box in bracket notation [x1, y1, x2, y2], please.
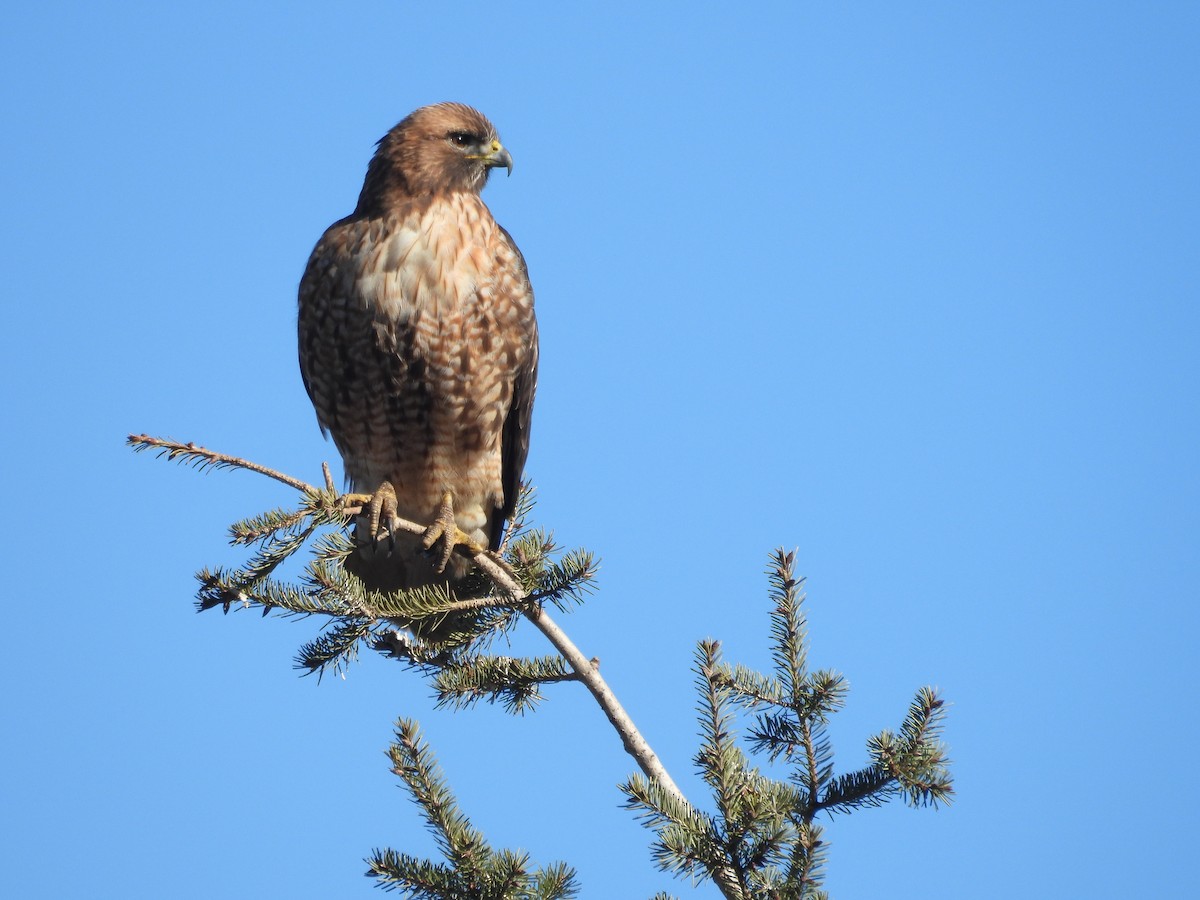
[422, 492, 461, 574]
[365, 481, 400, 552]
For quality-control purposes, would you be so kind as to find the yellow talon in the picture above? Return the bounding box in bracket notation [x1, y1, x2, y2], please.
[345, 481, 398, 548]
[422, 491, 465, 574]
[344, 486, 483, 571]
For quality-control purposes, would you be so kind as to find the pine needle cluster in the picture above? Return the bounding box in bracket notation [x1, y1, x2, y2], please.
[130, 436, 953, 899]
[129, 434, 597, 710]
[369, 718, 580, 898]
[621, 549, 953, 899]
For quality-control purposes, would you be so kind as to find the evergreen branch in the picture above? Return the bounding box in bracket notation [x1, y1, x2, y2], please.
[526, 548, 599, 610]
[298, 562, 518, 656]
[303, 484, 357, 521]
[523, 861, 581, 899]
[324, 565, 459, 620]
[900, 686, 949, 749]
[749, 679, 847, 771]
[622, 773, 748, 900]
[481, 849, 535, 896]
[301, 559, 511, 644]
[297, 559, 380, 622]
[301, 527, 352, 560]
[696, 646, 806, 851]
[696, 640, 806, 898]
[226, 523, 317, 594]
[295, 617, 376, 678]
[433, 654, 578, 713]
[867, 687, 954, 808]
[506, 528, 555, 569]
[721, 665, 847, 725]
[621, 774, 723, 880]
[388, 719, 492, 876]
[372, 720, 580, 899]
[134, 437, 957, 897]
[745, 711, 807, 765]
[228, 506, 312, 544]
[365, 849, 459, 896]
[815, 766, 896, 814]
[129, 433, 492, 581]
[638, 554, 952, 898]
[127, 433, 317, 493]
[783, 820, 828, 900]
[503, 529, 598, 605]
[731, 776, 806, 880]
[694, 642, 748, 806]
[227, 490, 347, 552]
[766, 548, 808, 704]
[717, 663, 785, 708]
[801, 669, 850, 721]
[369, 582, 524, 623]
[367, 849, 579, 900]
[498, 481, 536, 555]
[135, 434, 724, 816]
[353, 493, 681, 799]
[373, 631, 459, 671]
[195, 567, 352, 616]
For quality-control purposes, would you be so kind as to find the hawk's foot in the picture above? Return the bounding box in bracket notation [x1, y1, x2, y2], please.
[360, 481, 400, 551]
[422, 491, 481, 574]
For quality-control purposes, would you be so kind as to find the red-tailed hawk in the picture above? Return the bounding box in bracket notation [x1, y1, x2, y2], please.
[297, 103, 537, 590]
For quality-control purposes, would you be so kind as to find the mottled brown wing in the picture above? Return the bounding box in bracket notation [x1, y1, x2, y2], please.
[492, 225, 539, 549]
[297, 233, 334, 441]
[297, 217, 357, 446]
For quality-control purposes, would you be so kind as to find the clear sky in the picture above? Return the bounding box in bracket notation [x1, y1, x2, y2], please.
[3, 2, 1197, 897]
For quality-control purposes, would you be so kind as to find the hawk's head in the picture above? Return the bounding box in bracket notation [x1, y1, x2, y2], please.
[356, 103, 513, 212]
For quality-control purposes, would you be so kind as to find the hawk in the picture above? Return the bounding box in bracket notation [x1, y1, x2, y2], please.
[297, 103, 538, 591]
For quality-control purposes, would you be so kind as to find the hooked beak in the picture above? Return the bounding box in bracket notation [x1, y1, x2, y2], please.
[482, 140, 514, 177]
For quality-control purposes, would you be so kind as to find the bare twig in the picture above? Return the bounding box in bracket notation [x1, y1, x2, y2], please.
[127, 434, 317, 494]
[463, 541, 688, 803]
[525, 603, 688, 803]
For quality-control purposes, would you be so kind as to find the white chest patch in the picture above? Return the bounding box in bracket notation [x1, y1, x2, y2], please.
[354, 197, 492, 322]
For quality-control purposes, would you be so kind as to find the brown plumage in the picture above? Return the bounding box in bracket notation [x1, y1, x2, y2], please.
[297, 103, 538, 590]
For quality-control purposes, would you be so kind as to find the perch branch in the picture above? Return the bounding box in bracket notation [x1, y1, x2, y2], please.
[131, 433, 688, 806]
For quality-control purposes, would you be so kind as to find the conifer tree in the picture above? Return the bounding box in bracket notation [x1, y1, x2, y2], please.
[129, 434, 953, 898]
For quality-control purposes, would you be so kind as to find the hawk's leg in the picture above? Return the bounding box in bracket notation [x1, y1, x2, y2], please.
[422, 491, 480, 574]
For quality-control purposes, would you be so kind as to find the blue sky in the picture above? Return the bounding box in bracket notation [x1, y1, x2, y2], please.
[3, 2, 1197, 897]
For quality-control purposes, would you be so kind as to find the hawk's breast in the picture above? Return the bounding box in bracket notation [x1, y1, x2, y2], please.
[356, 195, 493, 324]
[302, 193, 533, 547]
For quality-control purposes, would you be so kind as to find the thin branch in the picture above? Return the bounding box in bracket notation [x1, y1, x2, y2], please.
[524, 602, 687, 804]
[127, 434, 317, 493]
[463, 538, 688, 804]
[133, 433, 689, 812]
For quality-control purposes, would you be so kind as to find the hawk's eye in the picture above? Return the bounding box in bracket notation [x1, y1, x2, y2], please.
[448, 131, 474, 148]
